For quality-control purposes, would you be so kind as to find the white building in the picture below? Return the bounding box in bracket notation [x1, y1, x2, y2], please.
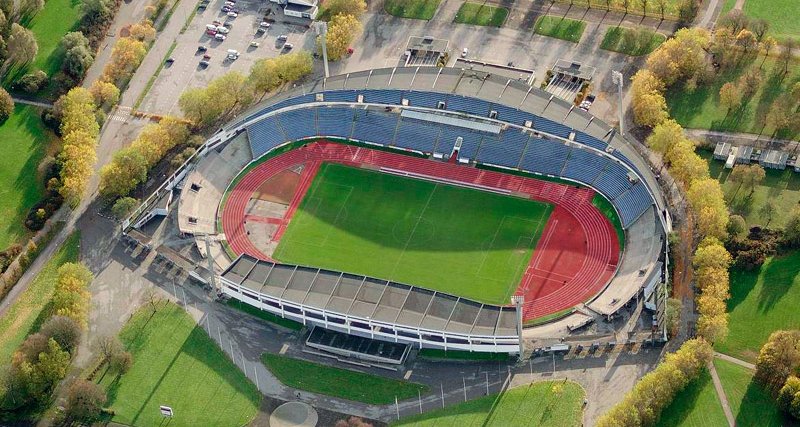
[271, 0, 318, 19]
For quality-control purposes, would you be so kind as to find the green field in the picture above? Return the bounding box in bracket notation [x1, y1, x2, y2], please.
[273, 163, 553, 305]
[384, 0, 441, 19]
[666, 57, 800, 138]
[656, 369, 728, 427]
[0, 106, 52, 249]
[261, 353, 429, 404]
[224, 298, 303, 331]
[702, 150, 800, 229]
[716, 250, 800, 362]
[533, 16, 586, 43]
[417, 348, 510, 361]
[453, 2, 508, 27]
[741, 0, 799, 40]
[555, 0, 682, 17]
[713, 358, 789, 426]
[0, 231, 77, 365]
[99, 303, 260, 427]
[393, 381, 584, 427]
[600, 26, 666, 56]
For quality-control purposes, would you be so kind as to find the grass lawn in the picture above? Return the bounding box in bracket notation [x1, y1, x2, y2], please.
[713, 358, 789, 426]
[666, 57, 800, 138]
[99, 302, 260, 427]
[716, 250, 800, 362]
[592, 193, 625, 251]
[273, 163, 553, 305]
[0, 105, 53, 249]
[384, 0, 441, 19]
[224, 298, 303, 331]
[600, 26, 665, 56]
[261, 353, 429, 404]
[656, 369, 728, 427]
[0, 231, 78, 364]
[4, 0, 83, 89]
[533, 16, 586, 43]
[701, 149, 800, 228]
[393, 380, 584, 427]
[740, 0, 799, 40]
[453, 2, 508, 27]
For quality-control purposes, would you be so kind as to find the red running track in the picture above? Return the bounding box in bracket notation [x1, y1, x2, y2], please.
[220, 141, 620, 321]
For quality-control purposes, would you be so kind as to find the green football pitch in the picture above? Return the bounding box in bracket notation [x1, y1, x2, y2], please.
[273, 163, 553, 305]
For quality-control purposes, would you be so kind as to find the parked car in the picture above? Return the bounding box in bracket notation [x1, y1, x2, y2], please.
[203, 54, 211, 60]
[197, 45, 208, 52]
[259, 21, 270, 28]
[256, 27, 266, 34]
[226, 11, 238, 17]
[277, 34, 288, 41]
[206, 29, 217, 36]
[223, 21, 233, 28]
[197, 4, 206, 10]
[215, 33, 226, 40]
[199, 60, 210, 68]
[461, 47, 468, 57]
[249, 41, 260, 47]
[221, 6, 231, 12]
[165, 57, 175, 65]
[216, 26, 229, 34]
[282, 43, 293, 51]
[213, 20, 222, 25]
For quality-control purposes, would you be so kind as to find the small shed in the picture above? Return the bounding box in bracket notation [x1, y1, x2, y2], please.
[736, 145, 753, 164]
[759, 149, 789, 170]
[713, 142, 731, 160]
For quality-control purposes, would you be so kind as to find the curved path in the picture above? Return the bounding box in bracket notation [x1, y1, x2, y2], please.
[221, 141, 620, 320]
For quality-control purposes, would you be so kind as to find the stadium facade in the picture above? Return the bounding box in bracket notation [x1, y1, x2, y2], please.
[124, 66, 670, 354]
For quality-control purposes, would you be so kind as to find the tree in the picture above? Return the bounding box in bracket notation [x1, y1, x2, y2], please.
[178, 87, 212, 125]
[81, 0, 112, 23]
[750, 19, 769, 42]
[672, 148, 710, 187]
[141, 286, 163, 314]
[63, 44, 95, 79]
[6, 23, 38, 67]
[61, 31, 91, 52]
[697, 313, 729, 342]
[323, 0, 366, 19]
[778, 376, 800, 419]
[761, 36, 776, 65]
[15, 70, 47, 93]
[759, 200, 777, 227]
[109, 351, 133, 373]
[39, 316, 81, 354]
[95, 335, 123, 363]
[727, 214, 747, 237]
[720, 9, 749, 35]
[719, 82, 741, 113]
[666, 297, 682, 338]
[129, 20, 156, 42]
[728, 164, 765, 197]
[632, 90, 668, 127]
[779, 39, 797, 75]
[53, 262, 93, 327]
[99, 148, 148, 198]
[111, 197, 139, 220]
[739, 69, 763, 99]
[0, 87, 13, 123]
[29, 338, 71, 400]
[248, 51, 313, 99]
[784, 207, 800, 248]
[646, 119, 684, 158]
[655, 0, 667, 19]
[101, 37, 147, 84]
[17, 0, 45, 21]
[755, 330, 800, 394]
[65, 379, 107, 422]
[321, 13, 362, 61]
[89, 80, 120, 110]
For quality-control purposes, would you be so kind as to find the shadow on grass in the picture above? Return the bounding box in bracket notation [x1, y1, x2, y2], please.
[655, 369, 713, 426]
[756, 252, 800, 313]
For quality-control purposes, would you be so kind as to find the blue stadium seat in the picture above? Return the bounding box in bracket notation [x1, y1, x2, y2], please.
[316, 107, 354, 138]
[573, 131, 607, 151]
[533, 117, 572, 139]
[247, 117, 287, 158]
[477, 129, 529, 167]
[277, 108, 317, 142]
[351, 109, 398, 146]
[404, 91, 444, 109]
[492, 105, 535, 127]
[446, 95, 491, 117]
[394, 119, 440, 152]
[614, 183, 652, 227]
[561, 147, 607, 184]
[593, 161, 632, 200]
[323, 90, 359, 103]
[365, 89, 401, 105]
[436, 126, 483, 159]
[520, 137, 571, 176]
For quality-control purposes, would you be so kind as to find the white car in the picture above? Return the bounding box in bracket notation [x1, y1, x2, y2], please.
[249, 41, 260, 47]
[259, 22, 270, 28]
[226, 11, 238, 17]
[216, 26, 229, 34]
[461, 47, 468, 57]
[215, 33, 226, 40]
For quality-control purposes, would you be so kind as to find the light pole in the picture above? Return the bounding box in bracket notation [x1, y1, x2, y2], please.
[611, 70, 625, 136]
[511, 296, 524, 357]
[314, 22, 330, 78]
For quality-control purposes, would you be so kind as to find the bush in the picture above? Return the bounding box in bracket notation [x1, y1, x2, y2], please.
[0, 244, 22, 273]
[111, 197, 139, 220]
[24, 189, 64, 231]
[0, 87, 13, 123]
[65, 379, 106, 422]
[14, 70, 48, 93]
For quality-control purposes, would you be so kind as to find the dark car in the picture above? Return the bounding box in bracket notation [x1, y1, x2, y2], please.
[199, 60, 210, 68]
[165, 57, 175, 65]
[197, 45, 208, 52]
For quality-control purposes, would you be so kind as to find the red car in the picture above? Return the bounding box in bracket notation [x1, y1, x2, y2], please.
[206, 29, 217, 36]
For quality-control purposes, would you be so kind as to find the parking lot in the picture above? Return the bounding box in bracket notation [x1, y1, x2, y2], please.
[139, 0, 315, 114]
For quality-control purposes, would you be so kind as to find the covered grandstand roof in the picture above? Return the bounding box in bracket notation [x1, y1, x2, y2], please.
[221, 255, 519, 336]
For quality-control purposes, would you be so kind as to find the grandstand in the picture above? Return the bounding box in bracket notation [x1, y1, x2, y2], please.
[126, 66, 670, 354]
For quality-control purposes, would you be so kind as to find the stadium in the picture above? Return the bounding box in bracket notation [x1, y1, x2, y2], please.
[123, 66, 669, 356]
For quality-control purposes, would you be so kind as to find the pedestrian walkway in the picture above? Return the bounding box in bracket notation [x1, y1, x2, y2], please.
[708, 360, 736, 427]
[715, 351, 756, 370]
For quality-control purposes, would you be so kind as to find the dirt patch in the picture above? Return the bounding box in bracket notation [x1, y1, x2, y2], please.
[253, 166, 304, 205]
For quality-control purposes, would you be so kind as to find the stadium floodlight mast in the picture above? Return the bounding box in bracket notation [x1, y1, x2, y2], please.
[511, 295, 524, 356]
[611, 70, 625, 136]
[314, 22, 330, 78]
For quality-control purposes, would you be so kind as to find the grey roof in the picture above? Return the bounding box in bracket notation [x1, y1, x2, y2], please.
[222, 255, 518, 336]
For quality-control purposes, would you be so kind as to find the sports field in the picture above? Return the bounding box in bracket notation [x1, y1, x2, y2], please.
[273, 163, 553, 305]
